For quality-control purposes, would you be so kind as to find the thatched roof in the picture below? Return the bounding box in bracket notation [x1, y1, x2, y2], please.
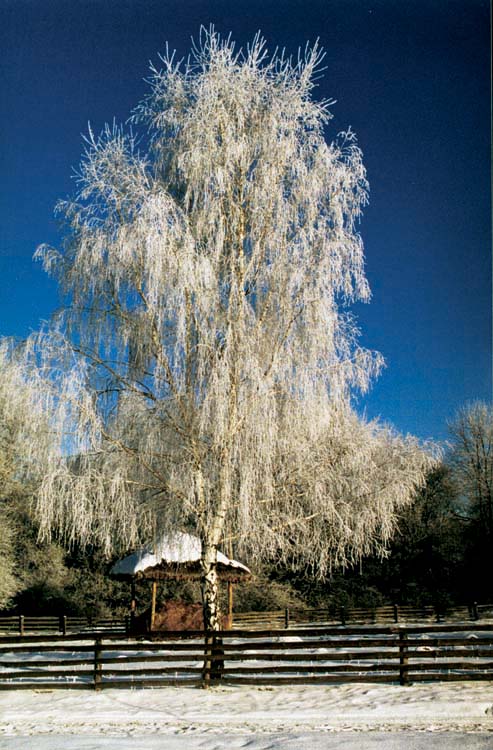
[110, 532, 251, 583]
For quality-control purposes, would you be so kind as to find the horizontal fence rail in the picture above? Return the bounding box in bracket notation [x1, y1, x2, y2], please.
[233, 603, 493, 629]
[0, 604, 491, 638]
[0, 623, 492, 690]
[0, 615, 127, 636]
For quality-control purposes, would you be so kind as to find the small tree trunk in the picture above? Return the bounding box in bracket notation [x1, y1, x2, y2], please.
[201, 542, 222, 686]
[201, 544, 221, 631]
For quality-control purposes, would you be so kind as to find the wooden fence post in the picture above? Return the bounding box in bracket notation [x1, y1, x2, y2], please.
[284, 608, 290, 629]
[399, 630, 409, 686]
[472, 602, 479, 621]
[227, 582, 234, 627]
[59, 615, 67, 636]
[150, 581, 157, 631]
[94, 637, 103, 691]
[202, 632, 225, 687]
[202, 632, 213, 688]
[340, 606, 346, 626]
[393, 604, 399, 623]
[19, 615, 24, 637]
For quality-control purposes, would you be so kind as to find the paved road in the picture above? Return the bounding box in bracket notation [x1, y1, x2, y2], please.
[1, 733, 493, 750]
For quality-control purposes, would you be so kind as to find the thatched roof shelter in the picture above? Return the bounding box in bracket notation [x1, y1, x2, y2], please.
[110, 531, 251, 582]
[110, 532, 251, 630]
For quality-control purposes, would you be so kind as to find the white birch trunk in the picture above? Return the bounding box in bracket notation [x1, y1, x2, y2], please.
[200, 539, 222, 686]
[201, 541, 220, 631]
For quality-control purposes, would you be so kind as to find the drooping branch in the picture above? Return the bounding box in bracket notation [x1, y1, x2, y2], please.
[25, 29, 434, 629]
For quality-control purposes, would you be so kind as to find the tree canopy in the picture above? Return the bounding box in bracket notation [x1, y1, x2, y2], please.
[29, 29, 433, 628]
[0, 341, 59, 608]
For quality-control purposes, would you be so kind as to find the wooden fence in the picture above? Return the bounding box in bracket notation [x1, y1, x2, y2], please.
[0, 615, 127, 636]
[0, 623, 492, 690]
[0, 604, 491, 638]
[233, 603, 493, 629]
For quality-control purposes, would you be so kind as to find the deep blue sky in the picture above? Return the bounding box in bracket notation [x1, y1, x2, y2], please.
[0, 0, 491, 443]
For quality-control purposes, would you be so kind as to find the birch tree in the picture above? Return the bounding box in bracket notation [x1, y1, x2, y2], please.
[0, 341, 59, 607]
[448, 402, 493, 541]
[33, 29, 433, 630]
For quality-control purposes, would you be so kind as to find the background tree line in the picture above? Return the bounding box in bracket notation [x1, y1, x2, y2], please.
[287, 402, 493, 611]
[2, 400, 492, 619]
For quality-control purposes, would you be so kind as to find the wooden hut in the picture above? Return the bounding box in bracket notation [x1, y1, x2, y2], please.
[110, 531, 251, 630]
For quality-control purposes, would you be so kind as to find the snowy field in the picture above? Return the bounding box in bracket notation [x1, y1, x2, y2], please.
[1, 681, 493, 749]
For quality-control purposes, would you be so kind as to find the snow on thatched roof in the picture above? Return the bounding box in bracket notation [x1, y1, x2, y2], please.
[110, 531, 250, 579]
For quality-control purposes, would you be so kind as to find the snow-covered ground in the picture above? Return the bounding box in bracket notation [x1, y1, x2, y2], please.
[1, 681, 493, 749]
[2, 628, 493, 749]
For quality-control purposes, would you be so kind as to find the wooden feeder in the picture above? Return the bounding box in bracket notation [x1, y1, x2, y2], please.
[110, 532, 251, 630]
